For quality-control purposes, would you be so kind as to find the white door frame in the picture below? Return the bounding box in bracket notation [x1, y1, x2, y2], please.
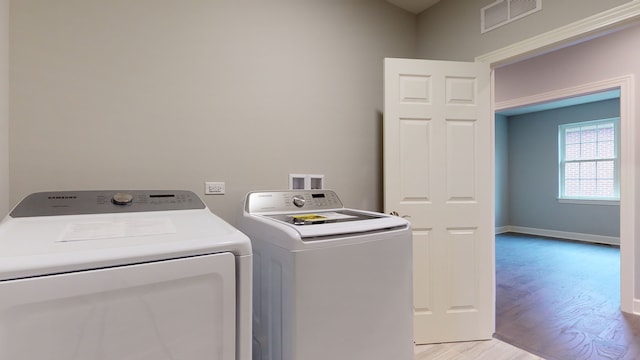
[476, 1, 640, 314]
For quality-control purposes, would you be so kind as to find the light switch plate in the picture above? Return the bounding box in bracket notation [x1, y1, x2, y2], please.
[205, 182, 225, 195]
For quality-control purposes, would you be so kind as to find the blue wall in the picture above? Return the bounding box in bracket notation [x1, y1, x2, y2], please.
[497, 98, 620, 238]
[495, 114, 509, 229]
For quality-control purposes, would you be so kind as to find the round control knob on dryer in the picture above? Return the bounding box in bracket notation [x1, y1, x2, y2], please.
[292, 195, 306, 208]
[112, 192, 134, 205]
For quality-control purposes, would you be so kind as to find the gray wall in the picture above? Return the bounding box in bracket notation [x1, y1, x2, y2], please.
[416, 0, 632, 61]
[494, 114, 508, 229]
[0, 0, 7, 217]
[9, 0, 416, 224]
[507, 100, 620, 238]
[5, 1, 637, 223]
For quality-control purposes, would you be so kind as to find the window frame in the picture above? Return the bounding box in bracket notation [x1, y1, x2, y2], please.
[558, 117, 620, 203]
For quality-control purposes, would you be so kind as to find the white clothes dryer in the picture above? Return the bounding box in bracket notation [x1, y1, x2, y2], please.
[239, 190, 413, 360]
[0, 190, 252, 360]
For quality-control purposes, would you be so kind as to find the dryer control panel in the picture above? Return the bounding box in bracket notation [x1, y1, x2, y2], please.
[10, 190, 205, 217]
[245, 190, 343, 214]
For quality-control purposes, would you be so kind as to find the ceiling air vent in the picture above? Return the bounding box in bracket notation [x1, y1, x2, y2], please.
[481, 0, 541, 34]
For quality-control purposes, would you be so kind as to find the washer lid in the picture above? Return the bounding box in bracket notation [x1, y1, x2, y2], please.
[244, 190, 409, 240]
[267, 209, 379, 225]
[257, 208, 409, 240]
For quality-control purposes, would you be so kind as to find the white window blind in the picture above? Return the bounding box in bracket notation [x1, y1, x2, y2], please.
[558, 118, 619, 201]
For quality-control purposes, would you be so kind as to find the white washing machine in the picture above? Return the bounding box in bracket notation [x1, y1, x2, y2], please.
[0, 190, 252, 360]
[238, 190, 413, 360]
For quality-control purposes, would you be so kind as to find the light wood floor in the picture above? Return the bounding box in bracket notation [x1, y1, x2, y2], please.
[494, 233, 639, 360]
[415, 339, 543, 359]
[414, 233, 636, 359]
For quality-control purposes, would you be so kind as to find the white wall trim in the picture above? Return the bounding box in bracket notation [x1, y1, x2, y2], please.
[476, 1, 640, 67]
[494, 75, 633, 112]
[633, 299, 640, 315]
[618, 73, 636, 314]
[502, 226, 620, 246]
[495, 226, 510, 234]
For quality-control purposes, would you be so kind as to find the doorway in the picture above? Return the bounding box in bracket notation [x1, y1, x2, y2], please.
[492, 73, 635, 312]
[493, 89, 625, 358]
[495, 88, 622, 247]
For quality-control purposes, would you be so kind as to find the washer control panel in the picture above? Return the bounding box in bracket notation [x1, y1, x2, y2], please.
[246, 190, 343, 213]
[10, 190, 205, 217]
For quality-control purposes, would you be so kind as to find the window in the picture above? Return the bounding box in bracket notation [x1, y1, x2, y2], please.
[558, 118, 619, 202]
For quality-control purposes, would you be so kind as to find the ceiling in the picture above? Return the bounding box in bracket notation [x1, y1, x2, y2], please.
[386, 0, 440, 14]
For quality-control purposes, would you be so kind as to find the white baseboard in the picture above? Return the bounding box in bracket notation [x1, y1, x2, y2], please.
[633, 299, 640, 316]
[496, 225, 620, 246]
[495, 226, 510, 234]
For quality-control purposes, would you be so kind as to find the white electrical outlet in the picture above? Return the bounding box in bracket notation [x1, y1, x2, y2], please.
[289, 174, 307, 190]
[205, 181, 225, 195]
[309, 175, 324, 189]
[289, 174, 324, 190]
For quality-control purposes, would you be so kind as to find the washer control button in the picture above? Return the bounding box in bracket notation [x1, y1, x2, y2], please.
[112, 192, 134, 205]
[292, 195, 306, 208]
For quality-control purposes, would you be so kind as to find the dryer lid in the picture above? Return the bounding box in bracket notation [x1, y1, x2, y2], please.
[0, 191, 251, 281]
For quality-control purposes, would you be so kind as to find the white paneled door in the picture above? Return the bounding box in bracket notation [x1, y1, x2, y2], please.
[384, 58, 494, 344]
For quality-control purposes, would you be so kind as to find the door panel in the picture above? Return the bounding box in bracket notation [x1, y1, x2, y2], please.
[446, 120, 476, 200]
[400, 119, 431, 199]
[412, 230, 432, 315]
[384, 58, 494, 344]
